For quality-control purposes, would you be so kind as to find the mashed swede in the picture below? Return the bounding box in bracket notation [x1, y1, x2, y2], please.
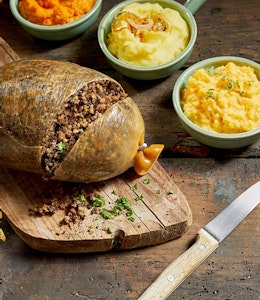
[18, 0, 96, 26]
[106, 3, 189, 67]
[181, 62, 260, 134]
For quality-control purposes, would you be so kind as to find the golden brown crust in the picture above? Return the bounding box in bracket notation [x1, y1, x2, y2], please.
[0, 59, 145, 182]
[0, 59, 113, 145]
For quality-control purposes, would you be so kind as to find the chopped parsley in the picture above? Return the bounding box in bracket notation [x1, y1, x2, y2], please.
[100, 208, 114, 219]
[115, 196, 135, 221]
[128, 216, 135, 222]
[114, 196, 133, 216]
[205, 65, 216, 76]
[205, 65, 222, 76]
[228, 80, 233, 89]
[92, 197, 105, 207]
[143, 178, 151, 185]
[99, 196, 135, 222]
[56, 141, 68, 157]
[135, 194, 144, 201]
[131, 184, 138, 191]
[205, 89, 216, 100]
[107, 226, 114, 234]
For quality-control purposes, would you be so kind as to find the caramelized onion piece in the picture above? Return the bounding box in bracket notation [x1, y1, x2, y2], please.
[128, 17, 154, 30]
[111, 12, 138, 32]
[111, 11, 168, 35]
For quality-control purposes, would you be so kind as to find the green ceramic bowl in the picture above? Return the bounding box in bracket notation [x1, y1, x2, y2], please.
[98, 0, 202, 80]
[9, 0, 102, 41]
[172, 56, 260, 149]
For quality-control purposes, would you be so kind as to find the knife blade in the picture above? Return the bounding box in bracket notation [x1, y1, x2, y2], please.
[138, 181, 260, 300]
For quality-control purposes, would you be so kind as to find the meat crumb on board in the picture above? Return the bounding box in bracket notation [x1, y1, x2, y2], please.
[28, 182, 105, 228]
[27, 180, 139, 233]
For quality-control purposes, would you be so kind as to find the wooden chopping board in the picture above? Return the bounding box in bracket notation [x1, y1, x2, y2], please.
[0, 38, 192, 253]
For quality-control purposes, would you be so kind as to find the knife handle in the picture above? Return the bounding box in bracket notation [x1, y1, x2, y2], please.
[138, 229, 219, 300]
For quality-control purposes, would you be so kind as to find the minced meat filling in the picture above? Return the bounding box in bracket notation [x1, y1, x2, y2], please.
[41, 80, 127, 179]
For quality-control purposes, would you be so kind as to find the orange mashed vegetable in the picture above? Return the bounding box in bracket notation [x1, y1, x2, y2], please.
[18, 0, 96, 26]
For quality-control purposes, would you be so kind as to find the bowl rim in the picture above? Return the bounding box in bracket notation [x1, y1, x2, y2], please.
[9, 0, 102, 31]
[172, 56, 260, 140]
[97, 0, 197, 72]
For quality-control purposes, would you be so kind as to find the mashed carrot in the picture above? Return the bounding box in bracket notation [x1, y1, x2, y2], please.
[18, 0, 96, 26]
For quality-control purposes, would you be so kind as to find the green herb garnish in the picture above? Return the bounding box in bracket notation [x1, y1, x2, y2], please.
[92, 197, 105, 207]
[169, 190, 175, 195]
[156, 189, 161, 194]
[228, 80, 233, 89]
[143, 178, 151, 185]
[205, 65, 216, 76]
[135, 195, 144, 201]
[205, 65, 222, 76]
[205, 89, 216, 100]
[107, 226, 114, 234]
[131, 184, 138, 191]
[56, 141, 68, 157]
[100, 208, 114, 219]
[116, 196, 133, 212]
[99, 196, 135, 222]
[113, 196, 134, 218]
[222, 80, 234, 90]
[235, 80, 241, 88]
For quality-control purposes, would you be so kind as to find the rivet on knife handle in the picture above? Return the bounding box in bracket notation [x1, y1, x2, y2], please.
[138, 228, 219, 300]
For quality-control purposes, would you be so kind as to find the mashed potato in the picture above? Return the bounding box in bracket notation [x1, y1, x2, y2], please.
[181, 62, 260, 133]
[106, 3, 189, 67]
[18, 0, 96, 26]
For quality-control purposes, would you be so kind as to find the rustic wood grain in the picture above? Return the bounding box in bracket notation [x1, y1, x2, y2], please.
[0, 162, 192, 253]
[0, 37, 20, 65]
[0, 0, 259, 299]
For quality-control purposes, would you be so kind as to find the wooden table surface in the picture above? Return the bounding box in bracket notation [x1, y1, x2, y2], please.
[0, 0, 259, 299]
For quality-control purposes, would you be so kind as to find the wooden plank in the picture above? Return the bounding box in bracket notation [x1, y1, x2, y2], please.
[0, 162, 192, 253]
[0, 37, 21, 65]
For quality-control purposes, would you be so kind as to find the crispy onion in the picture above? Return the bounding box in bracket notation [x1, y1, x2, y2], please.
[111, 11, 168, 35]
[128, 16, 154, 30]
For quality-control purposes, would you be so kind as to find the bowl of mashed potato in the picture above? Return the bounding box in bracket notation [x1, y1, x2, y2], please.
[98, 0, 201, 80]
[9, 0, 102, 40]
[173, 56, 260, 149]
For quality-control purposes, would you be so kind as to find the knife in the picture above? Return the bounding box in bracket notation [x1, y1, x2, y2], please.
[138, 181, 260, 300]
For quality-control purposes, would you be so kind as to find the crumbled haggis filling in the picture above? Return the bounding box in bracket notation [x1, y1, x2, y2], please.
[28, 182, 105, 227]
[41, 80, 127, 179]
